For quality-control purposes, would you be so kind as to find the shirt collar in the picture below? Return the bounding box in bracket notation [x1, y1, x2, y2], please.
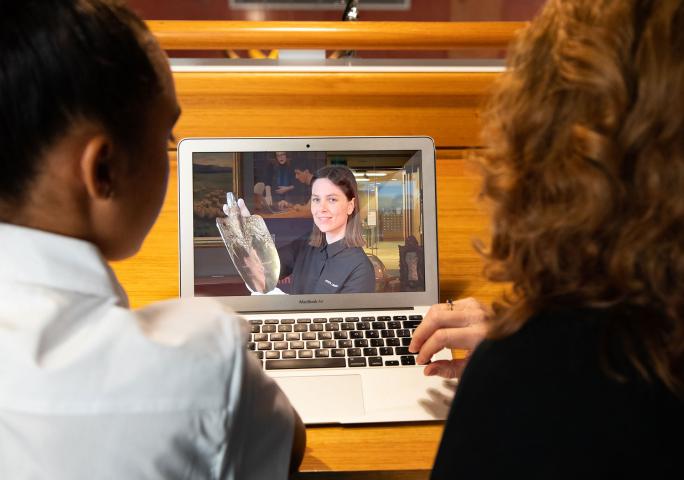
[324, 239, 347, 258]
[0, 223, 128, 306]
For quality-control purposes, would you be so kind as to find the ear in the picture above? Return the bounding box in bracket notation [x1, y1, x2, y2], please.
[347, 197, 355, 216]
[80, 135, 115, 200]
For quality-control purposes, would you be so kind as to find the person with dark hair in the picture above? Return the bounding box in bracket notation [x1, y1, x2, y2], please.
[279, 165, 375, 294]
[0, 1, 304, 478]
[224, 165, 375, 294]
[413, 0, 684, 478]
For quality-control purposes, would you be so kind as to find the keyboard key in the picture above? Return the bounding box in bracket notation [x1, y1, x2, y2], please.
[325, 323, 339, 331]
[409, 315, 423, 320]
[264, 319, 279, 324]
[266, 358, 346, 370]
[346, 348, 362, 357]
[282, 350, 296, 359]
[334, 331, 348, 340]
[401, 338, 412, 346]
[298, 349, 313, 358]
[395, 347, 411, 355]
[249, 319, 263, 325]
[274, 341, 288, 350]
[338, 340, 353, 348]
[247, 342, 256, 350]
[363, 347, 378, 357]
[262, 325, 276, 333]
[368, 356, 383, 367]
[254, 333, 268, 342]
[371, 322, 386, 330]
[386, 338, 400, 347]
[250, 325, 260, 334]
[381, 330, 395, 338]
[278, 325, 292, 332]
[356, 322, 371, 330]
[329, 317, 343, 323]
[281, 318, 295, 325]
[296, 318, 311, 323]
[322, 340, 336, 349]
[377, 316, 391, 321]
[354, 339, 369, 348]
[305, 341, 320, 349]
[348, 357, 367, 367]
[404, 320, 422, 329]
[290, 341, 304, 349]
[294, 324, 308, 332]
[396, 329, 411, 338]
[361, 316, 375, 321]
[315, 349, 330, 358]
[317, 332, 333, 340]
[313, 317, 327, 323]
[393, 315, 407, 320]
[388, 321, 402, 329]
[302, 332, 317, 341]
[365, 330, 379, 338]
[385, 360, 399, 366]
[309, 324, 324, 332]
[379, 347, 393, 356]
[269, 333, 284, 341]
[286, 333, 300, 341]
[370, 338, 384, 347]
[266, 351, 280, 359]
[257, 342, 272, 350]
[341, 322, 355, 330]
[400, 355, 416, 366]
[350, 331, 363, 339]
[331, 348, 346, 357]
[345, 317, 360, 322]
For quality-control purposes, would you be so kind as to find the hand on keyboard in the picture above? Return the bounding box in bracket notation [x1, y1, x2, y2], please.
[409, 297, 488, 379]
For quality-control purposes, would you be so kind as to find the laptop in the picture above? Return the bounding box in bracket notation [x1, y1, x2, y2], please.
[177, 136, 455, 424]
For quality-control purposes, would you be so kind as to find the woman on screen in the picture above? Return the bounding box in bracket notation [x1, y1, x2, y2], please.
[279, 165, 375, 294]
[218, 165, 375, 294]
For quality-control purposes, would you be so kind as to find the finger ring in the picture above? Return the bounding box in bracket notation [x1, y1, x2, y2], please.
[446, 299, 453, 311]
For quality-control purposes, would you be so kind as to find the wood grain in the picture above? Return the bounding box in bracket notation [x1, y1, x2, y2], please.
[148, 20, 527, 51]
[173, 72, 498, 148]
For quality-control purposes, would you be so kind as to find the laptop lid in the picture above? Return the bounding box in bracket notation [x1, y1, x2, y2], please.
[177, 136, 439, 312]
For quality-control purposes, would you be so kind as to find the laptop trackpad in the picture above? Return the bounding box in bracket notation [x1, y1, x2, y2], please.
[275, 375, 365, 424]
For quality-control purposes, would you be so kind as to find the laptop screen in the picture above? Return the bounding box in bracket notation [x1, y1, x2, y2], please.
[178, 137, 438, 312]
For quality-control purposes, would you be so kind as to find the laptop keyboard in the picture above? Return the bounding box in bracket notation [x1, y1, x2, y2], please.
[246, 314, 423, 369]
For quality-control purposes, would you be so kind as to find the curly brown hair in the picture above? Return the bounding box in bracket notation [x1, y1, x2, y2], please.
[478, 0, 684, 394]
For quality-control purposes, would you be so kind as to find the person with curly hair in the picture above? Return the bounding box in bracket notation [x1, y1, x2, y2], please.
[416, 0, 684, 477]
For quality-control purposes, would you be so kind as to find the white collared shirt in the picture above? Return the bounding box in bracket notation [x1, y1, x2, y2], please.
[0, 223, 294, 479]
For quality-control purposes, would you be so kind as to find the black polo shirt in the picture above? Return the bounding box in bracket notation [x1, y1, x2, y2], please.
[279, 237, 375, 294]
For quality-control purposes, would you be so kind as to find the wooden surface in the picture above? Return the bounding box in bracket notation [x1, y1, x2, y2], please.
[148, 20, 526, 51]
[173, 71, 498, 148]
[109, 150, 505, 473]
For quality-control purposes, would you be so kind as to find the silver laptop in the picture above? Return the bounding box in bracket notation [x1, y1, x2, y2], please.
[177, 136, 454, 424]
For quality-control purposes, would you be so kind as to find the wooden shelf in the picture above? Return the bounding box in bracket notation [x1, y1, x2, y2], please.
[147, 20, 526, 51]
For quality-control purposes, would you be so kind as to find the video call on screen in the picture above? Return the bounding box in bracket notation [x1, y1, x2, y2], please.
[192, 150, 426, 296]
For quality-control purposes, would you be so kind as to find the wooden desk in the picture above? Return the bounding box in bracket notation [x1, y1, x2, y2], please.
[110, 150, 505, 474]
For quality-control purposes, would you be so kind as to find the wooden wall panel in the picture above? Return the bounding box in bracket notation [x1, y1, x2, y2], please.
[173, 72, 498, 148]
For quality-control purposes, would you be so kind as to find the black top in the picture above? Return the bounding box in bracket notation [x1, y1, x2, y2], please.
[279, 236, 375, 294]
[431, 307, 683, 479]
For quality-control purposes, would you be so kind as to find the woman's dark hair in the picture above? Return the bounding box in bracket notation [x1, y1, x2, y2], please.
[0, 0, 162, 204]
[309, 165, 365, 248]
[477, 0, 684, 394]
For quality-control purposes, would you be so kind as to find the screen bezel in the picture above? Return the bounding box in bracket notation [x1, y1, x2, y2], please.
[178, 136, 439, 312]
